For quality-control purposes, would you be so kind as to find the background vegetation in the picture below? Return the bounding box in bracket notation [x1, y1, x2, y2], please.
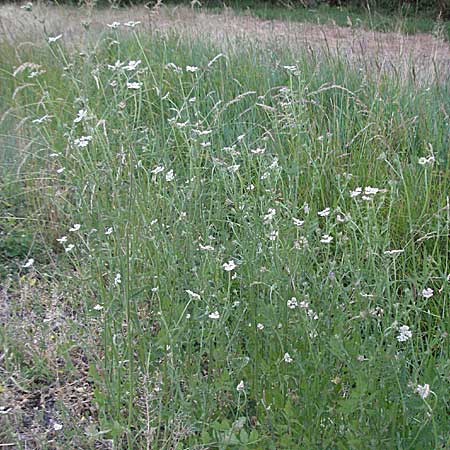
[7, 0, 449, 17]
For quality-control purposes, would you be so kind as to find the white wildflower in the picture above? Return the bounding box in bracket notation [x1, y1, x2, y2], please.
[418, 156, 435, 166]
[283, 65, 299, 75]
[93, 304, 104, 311]
[165, 63, 182, 73]
[22, 258, 34, 268]
[320, 234, 333, 244]
[65, 244, 75, 252]
[199, 243, 214, 251]
[108, 60, 124, 71]
[236, 380, 245, 392]
[416, 384, 431, 400]
[294, 237, 308, 249]
[123, 20, 141, 28]
[283, 352, 293, 363]
[185, 290, 200, 300]
[127, 81, 142, 90]
[223, 260, 237, 272]
[56, 167, 65, 174]
[56, 236, 67, 243]
[263, 208, 276, 224]
[69, 224, 81, 232]
[73, 135, 92, 148]
[124, 60, 141, 71]
[422, 288, 433, 299]
[32, 115, 50, 124]
[165, 169, 175, 182]
[350, 187, 362, 198]
[53, 422, 63, 431]
[107, 22, 121, 29]
[105, 227, 113, 235]
[397, 325, 412, 342]
[48, 34, 62, 43]
[73, 109, 88, 123]
[257, 323, 264, 330]
[186, 65, 199, 73]
[114, 273, 121, 286]
[292, 218, 304, 227]
[151, 165, 165, 175]
[193, 129, 212, 136]
[269, 157, 279, 170]
[370, 306, 384, 317]
[318, 207, 331, 217]
[364, 186, 380, 195]
[208, 311, 220, 320]
[287, 297, 298, 309]
[384, 249, 404, 255]
[268, 230, 278, 241]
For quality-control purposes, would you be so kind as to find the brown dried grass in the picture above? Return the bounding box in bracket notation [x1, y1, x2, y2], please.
[0, 2, 449, 82]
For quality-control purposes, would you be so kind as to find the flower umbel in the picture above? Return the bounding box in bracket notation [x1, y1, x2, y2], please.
[416, 384, 431, 400]
[397, 325, 412, 342]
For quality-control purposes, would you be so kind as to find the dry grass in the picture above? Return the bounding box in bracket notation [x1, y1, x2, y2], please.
[0, 2, 449, 82]
[0, 273, 105, 448]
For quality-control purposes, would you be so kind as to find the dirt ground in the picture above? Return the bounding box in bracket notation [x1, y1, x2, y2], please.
[0, 3, 449, 82]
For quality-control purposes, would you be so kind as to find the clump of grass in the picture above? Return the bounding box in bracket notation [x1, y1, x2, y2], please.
[1, 21, 449, 449]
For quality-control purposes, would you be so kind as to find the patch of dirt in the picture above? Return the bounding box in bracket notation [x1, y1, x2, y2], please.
[0, 4, 449, 82]
[0, 275, 107, 449]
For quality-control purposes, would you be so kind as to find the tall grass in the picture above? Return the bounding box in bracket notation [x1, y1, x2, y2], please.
[1, 25, 449, 449]
[204, 1, 450, 41]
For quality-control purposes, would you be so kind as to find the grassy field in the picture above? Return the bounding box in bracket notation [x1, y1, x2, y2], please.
[0, 9, 449, 449]
[205, 1, 450, 41]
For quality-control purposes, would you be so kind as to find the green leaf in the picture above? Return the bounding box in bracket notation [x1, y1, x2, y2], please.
[240, 428, 249, 444]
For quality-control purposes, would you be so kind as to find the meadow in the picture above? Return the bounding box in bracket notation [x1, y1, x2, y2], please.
[213, 0, 450, 41]
[0, 4, 449, 449]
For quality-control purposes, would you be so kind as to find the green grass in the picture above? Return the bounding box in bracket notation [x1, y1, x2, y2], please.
[1, 24, 449, 449]
[202, 1, 450, 41]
